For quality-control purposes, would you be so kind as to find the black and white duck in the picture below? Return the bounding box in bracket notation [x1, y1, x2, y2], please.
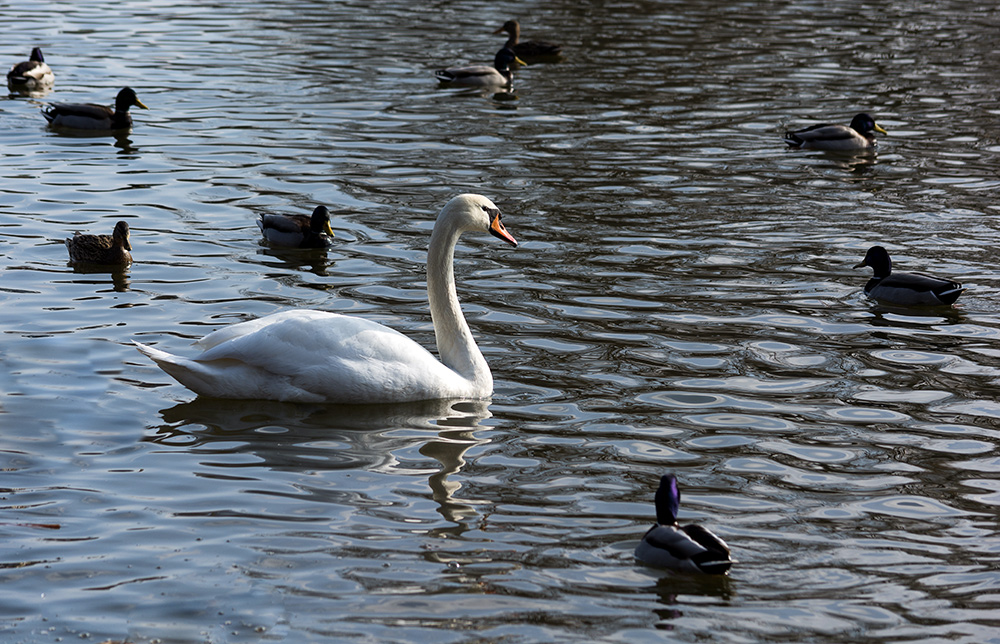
[783, 113, 887, 151]
[7, 47, 54, 89]
[435, 47, 525, 88]
[634, 474, 733, 575]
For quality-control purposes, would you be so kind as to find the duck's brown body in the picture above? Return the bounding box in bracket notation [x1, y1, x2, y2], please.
[65, 221, 132, 265]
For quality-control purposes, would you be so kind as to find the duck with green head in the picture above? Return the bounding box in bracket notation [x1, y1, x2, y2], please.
[783, 113, 887, 151]
[854, 246, 965, 306]
[435, 47, 525, 88]
[257, 205, 335, 248]
[42, 87, 148, 131]
[635, 474, 733, 575]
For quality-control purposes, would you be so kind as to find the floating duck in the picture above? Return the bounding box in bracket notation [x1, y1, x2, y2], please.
[65, 220, 132, 265]
[435, 47, 525, 88]
[7, 47, 54, 89]
[783, 113, 887, 151]
[42, 87, 148, 131]
[634, 474, 733, 575]
[135, 194, 518, 403]
[257, 206, 335, 248]
[493, 19, 562, 59]
[854, 245, 965, 306]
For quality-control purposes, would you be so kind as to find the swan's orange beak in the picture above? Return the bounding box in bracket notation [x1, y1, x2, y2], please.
[489, 213, 518, 247]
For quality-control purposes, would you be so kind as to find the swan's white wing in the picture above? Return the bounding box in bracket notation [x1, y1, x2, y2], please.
[138, 309, 480, 403]
[193, 309, 333, 350]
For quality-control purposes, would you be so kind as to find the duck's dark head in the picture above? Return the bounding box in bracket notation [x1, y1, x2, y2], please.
[854, 245, 892, 277]
[494, 47, 525, 72]
[310, 205, 335, 237]
[30, 48, 45, 63]
[850, 113, 887, 136]
[654, 473, 681, 526]
[116, 87, 149, 112]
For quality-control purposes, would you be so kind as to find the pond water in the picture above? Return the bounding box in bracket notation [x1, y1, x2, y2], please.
[2, 0, 1000, 642]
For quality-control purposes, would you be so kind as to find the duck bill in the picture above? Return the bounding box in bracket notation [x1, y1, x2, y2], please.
[135, 99, 150, 110]
[489, 213, 518, 247]
[322, 221, 335, 237]
[124, 239, 133, 251]
[853, 260, 867, 269]
[514, 55, 528, 66]
[874, 124, 888, 135]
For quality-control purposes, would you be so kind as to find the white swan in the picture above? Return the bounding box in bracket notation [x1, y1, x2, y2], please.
[135, 194, 518, 403]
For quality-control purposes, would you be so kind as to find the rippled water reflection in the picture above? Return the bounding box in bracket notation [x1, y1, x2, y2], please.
[2, 0, 1000, 642]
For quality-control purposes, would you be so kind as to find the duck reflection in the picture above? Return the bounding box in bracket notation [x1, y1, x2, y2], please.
[68, 263, 131, 292]
[254, 245, 333, 277]
[147, 397, 491, 523]
[648, 572, 734, 625]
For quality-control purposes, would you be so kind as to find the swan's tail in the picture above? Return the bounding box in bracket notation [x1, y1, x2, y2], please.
[133, 341, 319, 402]
[133, 341, 213, 394]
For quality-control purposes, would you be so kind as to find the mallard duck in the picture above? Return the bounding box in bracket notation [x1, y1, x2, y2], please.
[135, 194, 518, 403]
[65, 220, 132, 265]
[493, 19, 562, 59]
[7, 47, 54, 89]
[435, 47, 525, 88]
[854, 245, 965, 306]
[257, 205, 335, 248]
[634, 474, 733, 575]
[783, 113, 887, 151]
[42, 86, 148, 131]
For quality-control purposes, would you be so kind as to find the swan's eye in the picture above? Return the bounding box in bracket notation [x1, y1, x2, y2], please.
[482, 206, 501, 219]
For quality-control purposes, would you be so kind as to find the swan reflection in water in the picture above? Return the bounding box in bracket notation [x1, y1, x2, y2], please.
[147, 397, 492, 527]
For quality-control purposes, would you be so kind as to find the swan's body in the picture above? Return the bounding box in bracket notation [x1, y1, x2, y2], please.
[435, 47, 524, 88]
[635, 474, 733, 575]
[494, 20, 562, 59]
[136, 194, 518, 403]
[783, 113, 887, 151]
[7, 47, 53, 89]
[854, 245, 965, 306]
[258, 205, 335, 248]
[65, 220, 132, 265]
[42, 86, 148, 131]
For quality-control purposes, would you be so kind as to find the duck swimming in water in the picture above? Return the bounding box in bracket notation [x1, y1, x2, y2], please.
[783, 113, 887, 151]
[65, 220, 132, 265]
[435, 47, 525, 88]
[42, 86, 148, 131]
[257, 205, 335, 248]
[493, 19, 562, 60]
[854, 245, 965, 306]
[634, 474, 733, 575]
[7, 47, 54, 89]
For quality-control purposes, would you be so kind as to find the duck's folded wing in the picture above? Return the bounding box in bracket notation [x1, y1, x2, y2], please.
[437, 65, 493, 81]
[789, 123, 851, 142]
[46, 102, 110, 119]
[259, 214, 308, 234]
[645, 525, 708, 558]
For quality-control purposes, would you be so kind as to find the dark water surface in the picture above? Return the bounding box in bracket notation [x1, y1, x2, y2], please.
[2, 0, 1000, 642]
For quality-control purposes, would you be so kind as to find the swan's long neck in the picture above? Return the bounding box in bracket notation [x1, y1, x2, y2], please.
[427, 218, 492, 393]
